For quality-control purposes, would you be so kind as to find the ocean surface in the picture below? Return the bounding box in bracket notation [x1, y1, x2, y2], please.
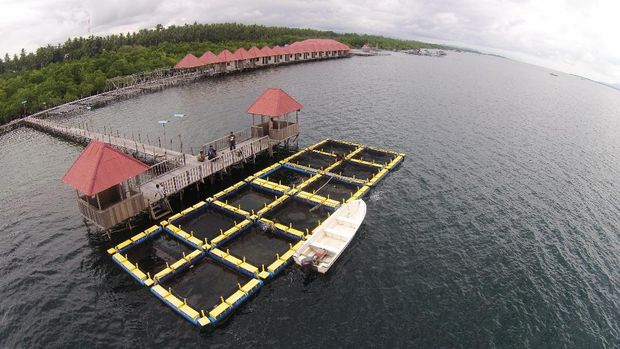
[1, 52, 619, 348]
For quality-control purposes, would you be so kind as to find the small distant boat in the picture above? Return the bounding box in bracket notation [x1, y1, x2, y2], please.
[293, 199, 366, 273]
[173, 113, 186, 118]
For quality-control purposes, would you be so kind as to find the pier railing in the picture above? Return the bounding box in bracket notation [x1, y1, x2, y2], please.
[128, 154, 186, 189]
[159, 136, 270, 195]
[251, 125, 264, 138]
[203, 127, 254, 152]
[269, 123, 299, 141]
[77, 192, 146, 229]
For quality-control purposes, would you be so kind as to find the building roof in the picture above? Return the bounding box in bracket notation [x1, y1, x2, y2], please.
[286, 45, 302, 54]
[199, 51, 222, 65]
[174, 53, 203, 69]
[271, 45, 286, 55]
[234, 47, 254, 60]
[174, 39, 349, 68]
[62, 141, 149, 196]
[260, 46, 275, 56]
[294, 38, 350, 51]
[248, 46, 265, 58]
[247, 88, 303, 117]
[218, 49, 237, 62]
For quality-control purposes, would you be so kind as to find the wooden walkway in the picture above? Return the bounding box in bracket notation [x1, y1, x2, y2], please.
[24, 117, 275, 203]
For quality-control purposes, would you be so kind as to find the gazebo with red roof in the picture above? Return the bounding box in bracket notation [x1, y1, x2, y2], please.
[63, 141, 149, 229]
[247, 88, 303, 142]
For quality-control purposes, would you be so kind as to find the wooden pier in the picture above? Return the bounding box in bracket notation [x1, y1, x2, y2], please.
[26, 117, 288, 198]
[26, 88, 303, 233]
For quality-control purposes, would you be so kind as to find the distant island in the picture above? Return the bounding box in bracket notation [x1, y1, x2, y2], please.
[0, 23, 442, 125]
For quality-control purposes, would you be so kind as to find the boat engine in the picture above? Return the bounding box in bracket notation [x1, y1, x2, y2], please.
[300, 256, 315, 272]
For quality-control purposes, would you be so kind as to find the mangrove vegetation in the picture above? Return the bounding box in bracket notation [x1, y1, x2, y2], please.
[0, 23, 441, 124]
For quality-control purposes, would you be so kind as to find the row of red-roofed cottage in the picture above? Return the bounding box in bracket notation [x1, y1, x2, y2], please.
[174, 39, 350, 71]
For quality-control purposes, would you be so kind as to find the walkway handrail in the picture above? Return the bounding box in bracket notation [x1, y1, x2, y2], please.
[269, 123, 299, 140]
[160, 136, 270, 195]
[202, 127, 253, 152]
[128, 154, 185, 189]
[77, 192, 145, 229]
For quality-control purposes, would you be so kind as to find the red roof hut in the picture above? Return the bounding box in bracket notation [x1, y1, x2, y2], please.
[259, 46, 275, 64]
[218, 49, 238, 70]
[247, 88, 303, 141]
[199, 51, 222, 65]
[234, 47, 256, 69]
[199, 51, 224, 73]
[247, 46, 265, 65]
[271, 45, 286, 63]
[174, 53, 203, 69]
[63, 141, 149, 229]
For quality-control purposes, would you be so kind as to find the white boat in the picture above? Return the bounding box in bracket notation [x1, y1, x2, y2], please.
[293, 199, 366, 273]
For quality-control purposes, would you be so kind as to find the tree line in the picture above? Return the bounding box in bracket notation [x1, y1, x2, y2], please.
[0, 22, 441, 124]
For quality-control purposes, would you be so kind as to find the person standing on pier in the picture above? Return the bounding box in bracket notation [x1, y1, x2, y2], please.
[207, 145, 217, 160]
[155, 184, 166, 199]
[228, 131, 236, 151]
[197, 150, 205, 162]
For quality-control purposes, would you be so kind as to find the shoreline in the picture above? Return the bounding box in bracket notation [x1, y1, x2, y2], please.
[0, 55, 350, 137]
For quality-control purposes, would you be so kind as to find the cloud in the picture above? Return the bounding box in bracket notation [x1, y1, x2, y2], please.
[0, 0, 619, 83]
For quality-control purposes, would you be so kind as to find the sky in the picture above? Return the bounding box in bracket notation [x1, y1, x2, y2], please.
[1, 0, 619, 84]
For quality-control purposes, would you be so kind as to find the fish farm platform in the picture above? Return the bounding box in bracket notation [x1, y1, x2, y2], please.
[106, 139, 404, 328]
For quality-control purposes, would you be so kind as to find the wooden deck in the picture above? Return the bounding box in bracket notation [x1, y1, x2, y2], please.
[140, 135, 272, 202]
[24, 117, 293, 204]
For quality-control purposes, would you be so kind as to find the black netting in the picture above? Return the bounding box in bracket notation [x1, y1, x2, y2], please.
[303, 176, 359, 202]
[124, 234, 193, 275]
[179, 208, 238, 241]
[264, 166, 312, 186]
[330, 161, 380, 181]
[224, 186, 278, 213]
[353, 148, 396, 165]
[162, 258, 249, 311]
[221, 225, 294, 268]
[315, 140, 357, 156]
[290, 151, 336, 170]
[263, 199, 331, 233]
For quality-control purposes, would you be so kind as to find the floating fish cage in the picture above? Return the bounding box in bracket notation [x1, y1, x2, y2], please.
[352, 146, 397, 165]
[262, 197, 334, 233]
[107, 139, 404, 328]
[288, 150, 337, 170]
[313, 139, 357, 156]
[261, 164, 313, 187]
[330, 160, 381, 181]
[218, 223, 300, 275]
[301, 175, 362, 202]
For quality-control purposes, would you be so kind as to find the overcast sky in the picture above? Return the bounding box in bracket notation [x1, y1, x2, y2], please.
[1, 0, 619, 84]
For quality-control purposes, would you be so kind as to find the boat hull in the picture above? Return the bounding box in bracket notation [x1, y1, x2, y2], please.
[293, 199, 366, 273]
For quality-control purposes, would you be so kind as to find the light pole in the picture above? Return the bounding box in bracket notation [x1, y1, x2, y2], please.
[158, 120, 169, 147]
